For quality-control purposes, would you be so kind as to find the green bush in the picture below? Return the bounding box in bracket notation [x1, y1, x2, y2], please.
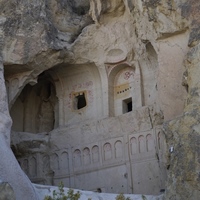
[44, 182, 81, 200]
[115, 193, 131, 200]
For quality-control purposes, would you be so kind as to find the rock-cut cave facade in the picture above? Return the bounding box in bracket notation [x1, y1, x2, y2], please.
[9, 37, 188, 195]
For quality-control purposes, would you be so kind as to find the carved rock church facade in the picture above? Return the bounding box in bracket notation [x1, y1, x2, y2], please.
[9, 37, 187, 194]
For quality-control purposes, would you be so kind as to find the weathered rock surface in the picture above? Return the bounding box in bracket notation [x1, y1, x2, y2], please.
[0, 181, 15, 200]
[0, 0, 200, 200]
[163, 43, 200, 200]
[0, 62, 39, 200]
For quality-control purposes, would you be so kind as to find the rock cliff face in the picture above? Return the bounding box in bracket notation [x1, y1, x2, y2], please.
[0, 0, 200, 200]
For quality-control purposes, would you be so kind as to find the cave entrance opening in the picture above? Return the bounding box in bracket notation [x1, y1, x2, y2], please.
[10, 71, 58, 133]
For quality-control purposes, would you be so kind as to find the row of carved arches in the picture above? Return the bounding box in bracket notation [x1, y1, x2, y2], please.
[19, 157, 37, 178]
[130, 134, 155, 155]
[73, 140, 124, 169]
[18, 151, 69, 179]
[17, 130, 165, 187]
[18, 138, 124, 179]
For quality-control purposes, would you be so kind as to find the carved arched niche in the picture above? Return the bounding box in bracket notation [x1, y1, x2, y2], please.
[10, 71, 58, 133]
[108, 64, 139, 116]
[54, 63, 103, 125]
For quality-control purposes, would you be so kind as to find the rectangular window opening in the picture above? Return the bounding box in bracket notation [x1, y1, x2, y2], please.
[123, 98, 132, 114]
[73, 91, 87, 110]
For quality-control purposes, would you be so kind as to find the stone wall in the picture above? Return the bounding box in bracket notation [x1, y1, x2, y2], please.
[12, 106, 166, 195]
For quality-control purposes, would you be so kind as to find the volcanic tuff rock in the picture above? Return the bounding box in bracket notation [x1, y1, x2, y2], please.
[0, 0, 200, 200]
[0, 181, 15, 200]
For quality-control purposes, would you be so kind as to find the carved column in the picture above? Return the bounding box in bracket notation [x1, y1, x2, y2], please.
[133, 62, 143, 108]
[96, 63, 109, 118]
[58, 94, 65, 126]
